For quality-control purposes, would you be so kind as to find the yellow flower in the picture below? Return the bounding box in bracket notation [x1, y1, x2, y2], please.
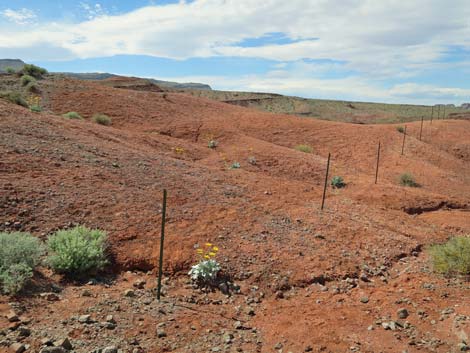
[196, 249, 203, 254]
[205, 242, 212, 247]
[209, 252, 216, 257]
[212, 246, 219, 251]
[204, 255, 210, 259]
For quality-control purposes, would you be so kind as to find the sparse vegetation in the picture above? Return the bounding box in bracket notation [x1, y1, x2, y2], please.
[189, 243, 220, 284]
[25, 81, 40, 93]
[294, 144, 313, 153]
[5, 67, 16, 74]
[47, 226, 108, 277]
[22, 64, 47, 79]
[230, 162, 241, 169]
[62, 111, 83, 120]
[429, 236, 470, 276]
[93, 113, 112, 126]
[208, 140, 218, 149]
[396, 126, 405, 133]
[21, 74, 36, 86]
[0, 232, 44, 294]
[248, 156, 257, 165]
[30, 105, 42, 113]
[331, 176, 346, 188]
[399, 173, 419, 187]
[0, 91, 28, 107]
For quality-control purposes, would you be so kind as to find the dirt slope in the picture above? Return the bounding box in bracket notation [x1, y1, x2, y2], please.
[0, 76, 469, 352]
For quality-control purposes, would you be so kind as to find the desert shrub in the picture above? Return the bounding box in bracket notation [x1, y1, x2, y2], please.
[208, 140, 218, 149]
[248, 156, 257, 165]
[5, 67, 16, 74]
[399, 173, 418, 187]
[93, 113, 112, 126]
[30, 105, 42, 113]
[22, 64, 47, 79]
[62, 111, 83, 120]
[429, 236, 470, 276]
[25, 81, 40, 93]
[189, 243, 220, 284]
[0, 232, 44, 294]
[396, 126, 405, 133]
[47, 226, 108, 276]
[331, 176, 346, 188]
[294, 144, 313, 153]
[230, 162, 241, 169]
[0, 91, 28, 107]
[21, 74, 36, 86]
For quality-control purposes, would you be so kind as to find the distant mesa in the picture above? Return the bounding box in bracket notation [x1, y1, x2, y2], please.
[60, 72, 212, 91]
[0, 58, 212, 90]
[461, 103, 470, 109]
[0, 58, 25, 72]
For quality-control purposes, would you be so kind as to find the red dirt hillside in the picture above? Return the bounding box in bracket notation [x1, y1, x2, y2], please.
[0, 76, 469, 353]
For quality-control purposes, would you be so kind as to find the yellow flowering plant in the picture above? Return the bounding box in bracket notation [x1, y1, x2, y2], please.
[188, 243, 221, 283]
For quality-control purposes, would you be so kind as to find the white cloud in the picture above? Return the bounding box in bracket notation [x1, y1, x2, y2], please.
[1, 0, 470, 71]
[1, 8, 36, 25]
[1, 0, 470, 103]
[79, 2, 108, 20]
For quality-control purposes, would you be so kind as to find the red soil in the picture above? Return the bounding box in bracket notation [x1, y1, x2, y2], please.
[0, 76, 469, 352]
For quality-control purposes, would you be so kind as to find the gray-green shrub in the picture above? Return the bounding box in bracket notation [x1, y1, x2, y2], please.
[5, 67, 16, 74]
[396, 126, 405, 133]
[47, 226, 108, 276]
[0, 232, 44, 294]
[22, 64, 47, 79]
[21, 74, 36, 86]
[0, 91, 28, 107]
[294, 144, 313, 153]
[25, 81, 40, 93]
[331, 176, 346, 188]
[30, 105, 42, 113]
[429, 236, 470, 276]
[399, 173, 418, 187]
[62, 111, 83, 120]
[93, 114, 112, 126]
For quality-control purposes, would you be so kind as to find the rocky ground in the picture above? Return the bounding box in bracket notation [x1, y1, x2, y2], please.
[0, 74, 469, 352]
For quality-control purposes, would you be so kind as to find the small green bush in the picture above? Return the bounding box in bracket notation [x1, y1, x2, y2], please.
[30, 105, 42, 113]
[429, 236, 470, 276]
[25, 81, 40, 93]
[62, 111, 83, 120]
[230, 162, 241, 169]
[396, 126, 405, 133]
[208, 140, 218, 149]
[47, 226, 108, 276]
[22, 64, 47, 79]
[0, 232, 44, 294]
[331, 176, 346, 188]
[21, 74, 36, 86]
[294, 144, 313, 153]
[399, 173, 419, 187]
[93, 114, 112, 126]
[0, 91, 28, 107]
[5, 67, 16, 74]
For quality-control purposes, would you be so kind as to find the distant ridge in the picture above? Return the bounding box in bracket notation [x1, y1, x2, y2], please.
[59, 72, 212, 90]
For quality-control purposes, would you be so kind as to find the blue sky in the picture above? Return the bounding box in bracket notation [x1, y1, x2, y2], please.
[1, 0, 470, 104]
